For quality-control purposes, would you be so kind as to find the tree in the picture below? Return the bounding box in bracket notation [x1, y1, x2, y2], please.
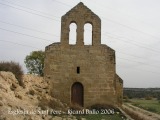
[24, 50, 45, 76]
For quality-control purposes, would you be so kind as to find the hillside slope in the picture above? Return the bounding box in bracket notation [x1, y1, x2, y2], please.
[0, 71, 67, 120]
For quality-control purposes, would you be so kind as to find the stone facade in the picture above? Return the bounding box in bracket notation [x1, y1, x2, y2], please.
[44, 2, 123, 107]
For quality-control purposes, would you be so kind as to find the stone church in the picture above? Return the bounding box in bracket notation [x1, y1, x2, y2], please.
[44, 2, 123, 107]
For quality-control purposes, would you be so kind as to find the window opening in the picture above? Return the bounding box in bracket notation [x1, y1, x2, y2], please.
[84, 23, 92, 45]
[77, 67, 80, 74]
[69, 23, 77, 45]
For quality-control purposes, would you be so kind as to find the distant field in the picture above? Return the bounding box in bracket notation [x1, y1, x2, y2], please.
[129, 99, 160, 114]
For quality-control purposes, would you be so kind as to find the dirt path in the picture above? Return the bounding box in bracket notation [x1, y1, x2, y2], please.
[122, 103, 160, 120]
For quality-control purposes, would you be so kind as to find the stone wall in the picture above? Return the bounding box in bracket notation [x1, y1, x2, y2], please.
[116, 74, 123, 105]
[44, 43, 122, 107]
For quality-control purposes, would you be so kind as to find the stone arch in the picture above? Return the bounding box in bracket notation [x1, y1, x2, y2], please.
[71, 82, 84, 106]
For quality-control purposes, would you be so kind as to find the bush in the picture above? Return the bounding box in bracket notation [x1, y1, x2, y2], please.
[87, 104, 119, 112]
[0, 61, 24, 86]
[145, 96, 152, 100]
[38, 97, 65, 110]
[123, 95, 130, 102]
[69, 103, 84, 110]
[157, 95, 160, 100]
[147, 107, 157, 113]
[123, 95, 128, 100]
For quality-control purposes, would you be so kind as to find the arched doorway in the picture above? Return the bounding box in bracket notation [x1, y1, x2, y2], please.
[71, 82, 83, 106]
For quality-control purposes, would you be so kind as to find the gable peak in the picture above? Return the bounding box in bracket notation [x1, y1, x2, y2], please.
[63, 2, 100, 19]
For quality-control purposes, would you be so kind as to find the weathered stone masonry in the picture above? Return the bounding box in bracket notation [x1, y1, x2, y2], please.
[44, 2, 123, 107]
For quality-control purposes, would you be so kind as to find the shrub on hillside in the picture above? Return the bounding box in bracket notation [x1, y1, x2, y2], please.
[123, 95, 128, 100]
[38, 97, 66, 110]
[145, 96, 152, 100]
[87, 104, 119, 112]
[0, 61, 24, 86]
[123, 95, 130, 102]
[69, 103, 84, 110]
[157, 95, 160, 100]
[147, 107, 157, 113]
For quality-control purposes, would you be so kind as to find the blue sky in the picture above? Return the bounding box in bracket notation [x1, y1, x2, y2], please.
[0, 0, 160, 88]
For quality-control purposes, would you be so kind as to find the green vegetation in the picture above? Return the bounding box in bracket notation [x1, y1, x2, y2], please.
[124, 88, 160, 115]
[0, 61, 24, 86]
[129, 99, 160, 114]
[124, 88, 160, 99]
[76, 114, 126, 120]
[24, 50, 45, 76]
[73, 104, 126, 120]
[75, 114, 125, 120]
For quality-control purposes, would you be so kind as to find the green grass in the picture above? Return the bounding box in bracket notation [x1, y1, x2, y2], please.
[75, 114, 126, 120]
[129, 99, 160, 114]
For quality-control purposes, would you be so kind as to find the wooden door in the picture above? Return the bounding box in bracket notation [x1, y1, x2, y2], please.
[71, 82, 83, 106]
